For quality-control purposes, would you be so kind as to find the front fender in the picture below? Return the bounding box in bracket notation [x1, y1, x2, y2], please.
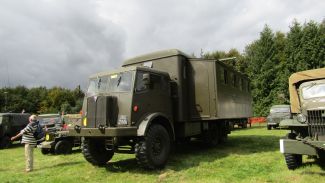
[137, 113, 174, 139]
[279, 119, 307, 128]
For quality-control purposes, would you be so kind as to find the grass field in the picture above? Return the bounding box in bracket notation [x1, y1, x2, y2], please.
[1, 125, 325, 183]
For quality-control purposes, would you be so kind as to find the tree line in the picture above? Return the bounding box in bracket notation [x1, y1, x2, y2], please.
[0, 86, 84, 114]
[204, 19, 325, 116]
[0, 20, 324, 116]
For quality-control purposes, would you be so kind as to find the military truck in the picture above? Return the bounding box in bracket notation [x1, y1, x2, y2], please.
[68, 49, 252, 169]
[279, 68, 325, 170]
[0, 113, 30, 149]
[266, 105, 291, 130]
[39, 114, 81, 155]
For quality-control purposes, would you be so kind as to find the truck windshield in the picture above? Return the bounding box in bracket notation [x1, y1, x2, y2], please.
[87, 71, 133, 96]
[302, 83, 325, 99]
[270, 107, 290, 113]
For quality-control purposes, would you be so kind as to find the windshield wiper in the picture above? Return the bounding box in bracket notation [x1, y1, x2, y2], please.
[117, 76, 122, 87]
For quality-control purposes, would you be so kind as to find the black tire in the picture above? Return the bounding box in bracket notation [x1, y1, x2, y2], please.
[243, 122, 248, 128]
[82, 138, 114, 166]
[41, 148, 51, 155]
[286, 133, 297, 140]
[284, 153, 302, 170]
[135, 124, 171, 169]
[54, 140, 73, 155]
[267, 125, 271, 130]
[0, 136, 11, 149]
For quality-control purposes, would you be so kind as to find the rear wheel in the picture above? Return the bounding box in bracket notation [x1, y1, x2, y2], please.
[202, 129, 219, 146]
[82, 138, 114, 166]
[0, 136, 11, 149]
[284, 153, 302, 170]
[55, 140, 73, 154]
[135, 124, 171, 169]
[243, 122, 248, 128]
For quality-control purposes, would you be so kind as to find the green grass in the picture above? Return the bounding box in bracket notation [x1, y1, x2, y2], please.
[1, 125, 325, 183]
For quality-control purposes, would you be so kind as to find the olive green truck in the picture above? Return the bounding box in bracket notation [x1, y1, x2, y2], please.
[68, 49, 252, 169]
[280, 68, 325, 170]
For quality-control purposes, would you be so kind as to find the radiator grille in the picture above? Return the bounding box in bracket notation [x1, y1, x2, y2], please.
[87, 96, 118, 128]
[307, 110, 325, 138]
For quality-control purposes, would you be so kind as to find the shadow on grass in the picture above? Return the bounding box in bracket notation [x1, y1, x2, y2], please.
[0, 142, 24, 150]
[41, 161, 83, 170]
[102, 134, 283, 174]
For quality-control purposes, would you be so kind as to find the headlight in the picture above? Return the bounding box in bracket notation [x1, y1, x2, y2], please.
[45, 134, 50, 141]
[83, 117, 87, 126]
[297, 113, 307, 123]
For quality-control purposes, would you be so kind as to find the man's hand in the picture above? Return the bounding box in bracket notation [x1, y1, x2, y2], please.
[11, 136, 16, 141]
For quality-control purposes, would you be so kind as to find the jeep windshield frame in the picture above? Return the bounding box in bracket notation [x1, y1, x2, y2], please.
[87, 71, 134, 96]
[301, 83, 325, 100]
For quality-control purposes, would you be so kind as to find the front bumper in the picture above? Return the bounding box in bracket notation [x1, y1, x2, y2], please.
[68, 127, 137, 137]
[38, 141, 55, 149]
[279, 139, 317, 155]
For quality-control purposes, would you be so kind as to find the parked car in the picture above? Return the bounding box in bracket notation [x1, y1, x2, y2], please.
[266, 105, 291, 130]
[0, 113, 30, 149]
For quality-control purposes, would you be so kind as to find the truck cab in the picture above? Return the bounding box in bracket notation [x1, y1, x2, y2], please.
[69, 66, 174, 168]
[279, 68, 325, 170]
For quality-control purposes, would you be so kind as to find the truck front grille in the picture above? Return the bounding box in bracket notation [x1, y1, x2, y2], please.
[87, 96, 118, 128]
[307, 110, 325, 138]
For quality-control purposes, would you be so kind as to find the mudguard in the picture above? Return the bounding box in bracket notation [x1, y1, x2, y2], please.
[137, 112, 174, 139]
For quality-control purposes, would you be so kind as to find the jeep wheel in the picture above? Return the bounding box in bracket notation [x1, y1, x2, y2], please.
[82, 138, 114, 166]
[55, 140, 72, 155]
[267, 125, 271, 130]
[0, 136, 11, 149]
[284, 153, 302, 170]
[135, 124, 171, 169]
[41, 148, 51, 155]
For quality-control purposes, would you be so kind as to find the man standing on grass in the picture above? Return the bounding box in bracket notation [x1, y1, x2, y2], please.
[11, 115, 38, 172]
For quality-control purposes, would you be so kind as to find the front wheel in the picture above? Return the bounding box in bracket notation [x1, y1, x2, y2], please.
[82, 138, 114, 166]
[284, 153, 302, 170]
[55, 140, 73, 155]
[135, 124, 171, 169]
[41, 148, 51, 155]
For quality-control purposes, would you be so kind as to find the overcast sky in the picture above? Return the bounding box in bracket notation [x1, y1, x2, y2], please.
[0, 0, 324, 90]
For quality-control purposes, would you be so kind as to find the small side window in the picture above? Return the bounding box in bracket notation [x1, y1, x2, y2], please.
[221, 68, 228, 85]
[135, 72, 147, 92]
[233, 75, 237, 88]
[247, 81, 251, 92]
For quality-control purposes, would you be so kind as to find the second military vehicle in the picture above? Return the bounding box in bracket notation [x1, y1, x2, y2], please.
[39, 114, 81, 155]
[279, 68, 325, 170]
[0, 113, 30, 149]
[68, 49, 252, 169]
[266, 105, 291, 130]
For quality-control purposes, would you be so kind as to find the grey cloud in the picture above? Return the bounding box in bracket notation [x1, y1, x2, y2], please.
[0, 0, 126, 89]
[98, 0, 325, 57]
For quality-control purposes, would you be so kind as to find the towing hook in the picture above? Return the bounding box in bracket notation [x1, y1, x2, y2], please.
[74, 125, 81, 133]
[98, 125, 106, 133]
